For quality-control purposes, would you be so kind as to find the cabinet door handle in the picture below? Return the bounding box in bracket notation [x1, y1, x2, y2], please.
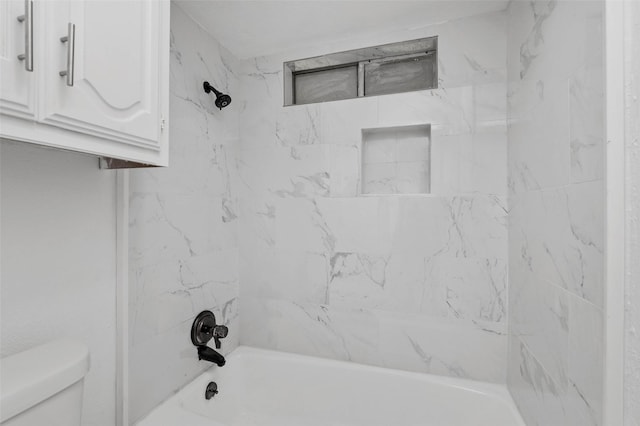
[16, 0, 34, 72]
[59, 23, 75, 87]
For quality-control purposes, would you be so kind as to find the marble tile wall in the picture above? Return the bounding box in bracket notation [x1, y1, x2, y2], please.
[127, 4, 241, 423]
[238, 11, 509, 383]
[506, 1, 605, 425]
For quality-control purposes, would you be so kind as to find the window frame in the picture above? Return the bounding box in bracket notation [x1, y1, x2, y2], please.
[284, 36, 438, 106]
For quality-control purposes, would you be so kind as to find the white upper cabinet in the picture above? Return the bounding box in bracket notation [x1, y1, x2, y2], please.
[41, 1, 164, 153]
[0, 0, 169, 166]
[0, 0, 36, 120]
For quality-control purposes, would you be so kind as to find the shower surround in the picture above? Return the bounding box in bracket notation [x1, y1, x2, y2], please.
[238, 10, 509, 383]
[125, 2, 609, 425]
[127, 4, 241, 422]
[506, 1, 605, 425]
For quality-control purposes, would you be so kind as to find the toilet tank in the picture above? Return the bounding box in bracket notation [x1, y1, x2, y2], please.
[0, 339, 90, 426]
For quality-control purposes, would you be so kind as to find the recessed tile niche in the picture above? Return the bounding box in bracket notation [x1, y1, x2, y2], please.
[361, 124, 431, 195]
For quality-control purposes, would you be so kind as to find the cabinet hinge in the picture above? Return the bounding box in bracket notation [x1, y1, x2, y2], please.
[160, 117, 166, 132]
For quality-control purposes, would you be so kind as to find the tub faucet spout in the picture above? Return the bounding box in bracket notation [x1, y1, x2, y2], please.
[191, 311, 228, 367]
[197, 345, 226, 367]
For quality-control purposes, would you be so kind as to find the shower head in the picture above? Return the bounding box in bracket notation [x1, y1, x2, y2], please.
[203, 81, 232, 110]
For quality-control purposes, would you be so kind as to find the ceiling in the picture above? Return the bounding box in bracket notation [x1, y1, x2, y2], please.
[174, 0, 509, 59]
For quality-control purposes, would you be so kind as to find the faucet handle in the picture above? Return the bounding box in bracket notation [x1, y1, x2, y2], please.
[213, 325, 228, 349]
[191, 311, 228, 347]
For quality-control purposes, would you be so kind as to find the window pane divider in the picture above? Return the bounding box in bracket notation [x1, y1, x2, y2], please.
[357, 62, 365, 97]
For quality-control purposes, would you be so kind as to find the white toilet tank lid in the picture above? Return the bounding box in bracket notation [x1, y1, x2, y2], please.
[0, 339, 90, 423]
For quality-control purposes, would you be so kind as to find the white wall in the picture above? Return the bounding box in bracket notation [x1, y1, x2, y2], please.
[238, 11, 509, 383]
[624, 1, 640, 424]
[506, 1, 605, 425]
[126, 3, 241, 423]
[0, 140, 117, 426]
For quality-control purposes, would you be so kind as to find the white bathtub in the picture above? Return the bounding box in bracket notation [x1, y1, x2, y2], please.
[137, 346, 525, 426]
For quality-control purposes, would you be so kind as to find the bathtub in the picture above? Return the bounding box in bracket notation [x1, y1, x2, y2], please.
[136, 346, 525, 426]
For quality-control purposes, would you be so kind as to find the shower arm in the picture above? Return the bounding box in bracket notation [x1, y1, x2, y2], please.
[203, 80, 232, 110]
[203, 81, 222, 96]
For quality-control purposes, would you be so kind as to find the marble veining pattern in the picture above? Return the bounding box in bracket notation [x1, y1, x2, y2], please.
[124, 4, 608, 424]
[239, 11, 509, 384]
[128, 4, 241, 423]
[507, 1, 605, 425]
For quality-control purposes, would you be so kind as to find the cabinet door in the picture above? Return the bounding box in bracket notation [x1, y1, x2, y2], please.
[0, 0, 36, 120]
[40, 0, 165, 153]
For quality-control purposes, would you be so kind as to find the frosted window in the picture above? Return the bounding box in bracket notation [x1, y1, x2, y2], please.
[284, 37, 438, 106]
[364, 53, 437, 96]
[294, 66, 358, 105]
